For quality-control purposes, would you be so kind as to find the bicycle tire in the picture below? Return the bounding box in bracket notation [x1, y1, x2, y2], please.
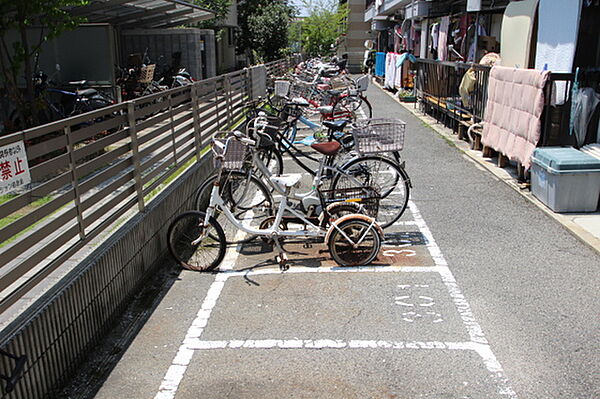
[167, 211, 226, 271]
[331, 94, 372, 121]
[334, 156, 410, 229]
[328, 218, 381, 266]
[194, 171, 274, 244]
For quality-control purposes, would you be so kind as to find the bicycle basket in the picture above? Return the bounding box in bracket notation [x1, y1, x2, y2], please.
[212, 132, 249, 171]
[355, 75, 370, 92]
[320, 185, 380, 218]
[351, 118, 406, 155]
[289, 82, 315, 101]
[138, 64, 156, 84]
[274, 80, 291, 97]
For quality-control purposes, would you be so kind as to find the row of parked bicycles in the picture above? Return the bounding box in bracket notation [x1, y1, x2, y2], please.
[167, 57, 412, 271]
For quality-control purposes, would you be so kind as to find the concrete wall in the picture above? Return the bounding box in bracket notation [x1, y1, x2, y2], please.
[0, 155, 214, 399]
[339, 0, 374, 73]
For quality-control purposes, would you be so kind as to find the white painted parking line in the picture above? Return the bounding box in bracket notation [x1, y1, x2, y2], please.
[154, 199, 517, 399]
[155, 198, 259, 398]
[187, 339, 476, 351]
[220, 265, 443, 277]
[154, 273, 230, 399]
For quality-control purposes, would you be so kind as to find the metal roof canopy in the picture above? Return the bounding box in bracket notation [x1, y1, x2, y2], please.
[70, 0, 215, 29]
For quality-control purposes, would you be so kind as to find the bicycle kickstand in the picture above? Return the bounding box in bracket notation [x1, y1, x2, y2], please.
[272, 237, 289, 271]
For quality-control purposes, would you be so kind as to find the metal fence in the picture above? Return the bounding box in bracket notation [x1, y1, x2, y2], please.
[0, 57, 296, 398]
[415, 59, 579, 147]
[415, 59, 491, 134]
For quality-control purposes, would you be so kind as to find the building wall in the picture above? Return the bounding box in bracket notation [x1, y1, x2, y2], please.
[339, 0, 373, 73]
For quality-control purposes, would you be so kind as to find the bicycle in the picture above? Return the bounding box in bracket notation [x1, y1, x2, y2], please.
[168, 132, 384, 271]
[193, 117, 411, 240]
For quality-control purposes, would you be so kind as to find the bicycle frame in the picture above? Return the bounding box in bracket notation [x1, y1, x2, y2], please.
[202, 182, 326, 239]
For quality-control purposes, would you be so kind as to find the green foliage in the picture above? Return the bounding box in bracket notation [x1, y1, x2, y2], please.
[293, 0, 348, 57]
[0, 0, 88, 132]
[193, 0, 232, 28]
[238, 0, 295, 63]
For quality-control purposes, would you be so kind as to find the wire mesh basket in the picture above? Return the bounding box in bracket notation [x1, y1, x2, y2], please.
[351, 118, 406, 155]
[289, 82, 320, 102]
[319, 185, 380, 218]
[138, 64, 156, 84]
[212, 132, 250, 171]
[274, 80, 291, 97]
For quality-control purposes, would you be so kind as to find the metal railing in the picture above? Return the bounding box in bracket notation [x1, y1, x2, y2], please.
[415, 59, 491, 130]
[0, 58, 293, 317]
[415, 59, 579, 147]
[0, 56, 297, 399]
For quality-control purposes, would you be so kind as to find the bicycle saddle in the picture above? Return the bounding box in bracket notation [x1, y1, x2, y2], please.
[270, 173, 302, 188]
[317, 105, 333, 114]
[322, 120, 348, 132]
[328, 89, 343, 96]
[76, 88, 99, 97]
[291, 97, 310, 106]
[311, 141, 341, 156]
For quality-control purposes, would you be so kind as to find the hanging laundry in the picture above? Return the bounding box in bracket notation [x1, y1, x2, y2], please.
[467, 22, 487, 62]
[384, 52, 397, 89]
[438, 17, 450, 61]
[535, 0, 583, 104]
[430, 22, 440, 57]
[395, 53, 417, 89]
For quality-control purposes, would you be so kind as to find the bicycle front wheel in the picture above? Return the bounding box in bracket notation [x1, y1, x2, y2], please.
[334, 156, 410, 229]
[168, 211, 226, 271]
[194, 171, 274, 244]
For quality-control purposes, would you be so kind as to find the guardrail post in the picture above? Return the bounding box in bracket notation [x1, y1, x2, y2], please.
[191, 84, 202, 160]
[65, 126, 86, 240]
[127, 102, 145, 213]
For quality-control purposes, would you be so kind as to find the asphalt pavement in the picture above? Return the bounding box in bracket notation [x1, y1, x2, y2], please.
[83, 83, 600, 399]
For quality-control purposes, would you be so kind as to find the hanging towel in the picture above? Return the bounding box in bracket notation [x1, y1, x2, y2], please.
[385, 53, 397, 89]
[438, 17, 450, 61]
[482, 66, 550, 169]
[535, 0, 583, 104]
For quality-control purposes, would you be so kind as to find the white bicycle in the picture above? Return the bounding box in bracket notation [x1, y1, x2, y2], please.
[167, 132, 384, 271]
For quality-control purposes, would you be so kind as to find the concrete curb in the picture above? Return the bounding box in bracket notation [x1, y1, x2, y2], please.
[374, 81, 600, 255]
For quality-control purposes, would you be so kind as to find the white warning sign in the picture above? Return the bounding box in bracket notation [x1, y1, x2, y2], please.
[0, 141, 31, 195]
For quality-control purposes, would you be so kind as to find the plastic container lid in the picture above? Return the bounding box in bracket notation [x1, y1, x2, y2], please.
[532, 147, 600, 173]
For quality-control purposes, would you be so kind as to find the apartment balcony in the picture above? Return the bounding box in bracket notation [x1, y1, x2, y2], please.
[364, 0, 412, 21]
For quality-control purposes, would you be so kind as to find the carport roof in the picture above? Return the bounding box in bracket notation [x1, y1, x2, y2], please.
[70, 0, 215, 29]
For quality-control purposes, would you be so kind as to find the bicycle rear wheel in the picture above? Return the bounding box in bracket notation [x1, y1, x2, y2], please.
[328, 218, 381, 266]
[334, 156, 410, 229]
[168, 211, 226, 271]
[332, 95, 372, 121]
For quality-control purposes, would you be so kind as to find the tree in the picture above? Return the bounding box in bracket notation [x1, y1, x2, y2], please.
[0, 0, 88, 133]
[193, 0, 232, 28]
[238, 0, 295, 63]
[293, 0, 348, 57]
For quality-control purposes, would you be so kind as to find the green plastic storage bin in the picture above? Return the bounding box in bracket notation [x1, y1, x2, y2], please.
[531, 147, 600, 212]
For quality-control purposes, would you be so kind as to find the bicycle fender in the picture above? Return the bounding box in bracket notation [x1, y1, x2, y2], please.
[325, 214, 384, 244]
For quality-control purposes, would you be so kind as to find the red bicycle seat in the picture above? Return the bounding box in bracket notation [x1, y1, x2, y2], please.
[311, 141, 341, 156]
